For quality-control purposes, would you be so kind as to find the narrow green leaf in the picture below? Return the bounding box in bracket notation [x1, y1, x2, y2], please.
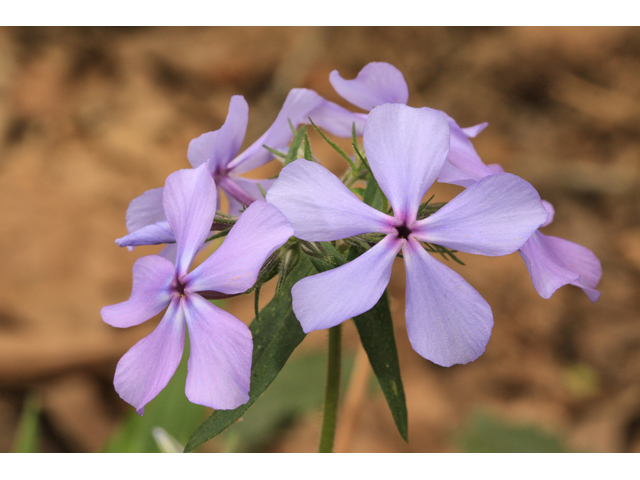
[184, 257, 314, 452]
[353, 290, 408, 442]
[303, 133, 313, 162]
[12, 393, 41, 453]
[263, 145, 288, 161]
[285, 125, 308, 166]
[308, 118, 356, 170]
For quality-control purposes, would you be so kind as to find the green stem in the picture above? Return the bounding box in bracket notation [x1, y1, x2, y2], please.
[318, 324, 342, 453]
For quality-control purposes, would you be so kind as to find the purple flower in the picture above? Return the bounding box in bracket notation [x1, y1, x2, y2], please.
[267, 104, 548, 366]
[118, 90, 363, 254]
[101, 164, 293, 413]
[333, 63, 602, 302]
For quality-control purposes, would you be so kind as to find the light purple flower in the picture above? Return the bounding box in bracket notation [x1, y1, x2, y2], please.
[333, 63, 602, 302]
[118, 90, 363, 253]
[329, 62, 490, 178]
[267, 104, 548, 367]
[101, 164, 293, 413]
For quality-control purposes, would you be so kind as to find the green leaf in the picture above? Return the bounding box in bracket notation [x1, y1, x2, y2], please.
[285, 125, 308, 166]
[308, 118, 356, 171]
[12, 393, 41, 453]
[184, 256, 314, 452]
[353, 290, 408, 442]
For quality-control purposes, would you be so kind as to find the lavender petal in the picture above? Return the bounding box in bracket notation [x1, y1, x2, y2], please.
[163, 164, 216, 277]
[186, 201, 293, 294]
[187, 95, 248, 173]
[101, 255, 175, 328]
[364, 104, 450, 224]
[329, 62, 409, 111]
[266, 159, 395, 241]
[413, 173, 548, 256]
[292, 235, 402, 333]
[183, 294, 252, 410]
[113, 298, 186, 414]
[403, 237, 493, 367]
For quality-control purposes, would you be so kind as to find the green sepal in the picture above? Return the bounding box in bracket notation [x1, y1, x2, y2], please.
[183, 257, 314, 453]
[284, 125, 308, 166]
[303, 133, 313, 162]
[262, 145, 287, 161]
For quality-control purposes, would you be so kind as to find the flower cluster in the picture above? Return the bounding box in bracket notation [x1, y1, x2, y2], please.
[102, 62, 601, 419]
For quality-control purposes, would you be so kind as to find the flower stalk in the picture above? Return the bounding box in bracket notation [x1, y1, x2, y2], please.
[318, 324, 342, 453]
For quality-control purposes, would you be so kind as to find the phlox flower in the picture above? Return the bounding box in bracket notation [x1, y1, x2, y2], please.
[332, 62, 602, 302]
[267, 104, 548, 366]
[101, 164, 293, 413]
[117, 90, 363, 254]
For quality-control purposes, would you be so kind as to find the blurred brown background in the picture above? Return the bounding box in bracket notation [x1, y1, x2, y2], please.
[0, 26, 639, 452]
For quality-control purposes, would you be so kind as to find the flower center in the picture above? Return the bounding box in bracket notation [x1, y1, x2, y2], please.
[395, 224, 411, 239]
[174, 279, 187, 297]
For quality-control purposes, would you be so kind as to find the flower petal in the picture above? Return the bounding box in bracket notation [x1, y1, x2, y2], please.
[329, 62, 409, 111]
[444, 115, 495, 182]
[519, 231, 601, 302]
[183, 294, 252, 410]
[461, 122, 488, 138]
[186, 201, 293, 294]
[227, 88, 324, 174]
[413, 173, 548, 256]
[116, 220, 175, 248]
[266, 159, 395, 241]
[187, 95, 248, 172]
[364, 104, 450, 223]
[403, 237, 493, 367]
[101, 255, 175, 328]
[306, 100, 367, 137]
[163, 164, 216, 276]
[113, 298, 186, 414]
[125, 187, 166, 234]
[292, 235, 402, 333]
[217, 175, 275, 215]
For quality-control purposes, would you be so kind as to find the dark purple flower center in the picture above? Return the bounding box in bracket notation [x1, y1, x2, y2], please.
[395, 224, 411, 239]
[175, 280, 186, 296]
